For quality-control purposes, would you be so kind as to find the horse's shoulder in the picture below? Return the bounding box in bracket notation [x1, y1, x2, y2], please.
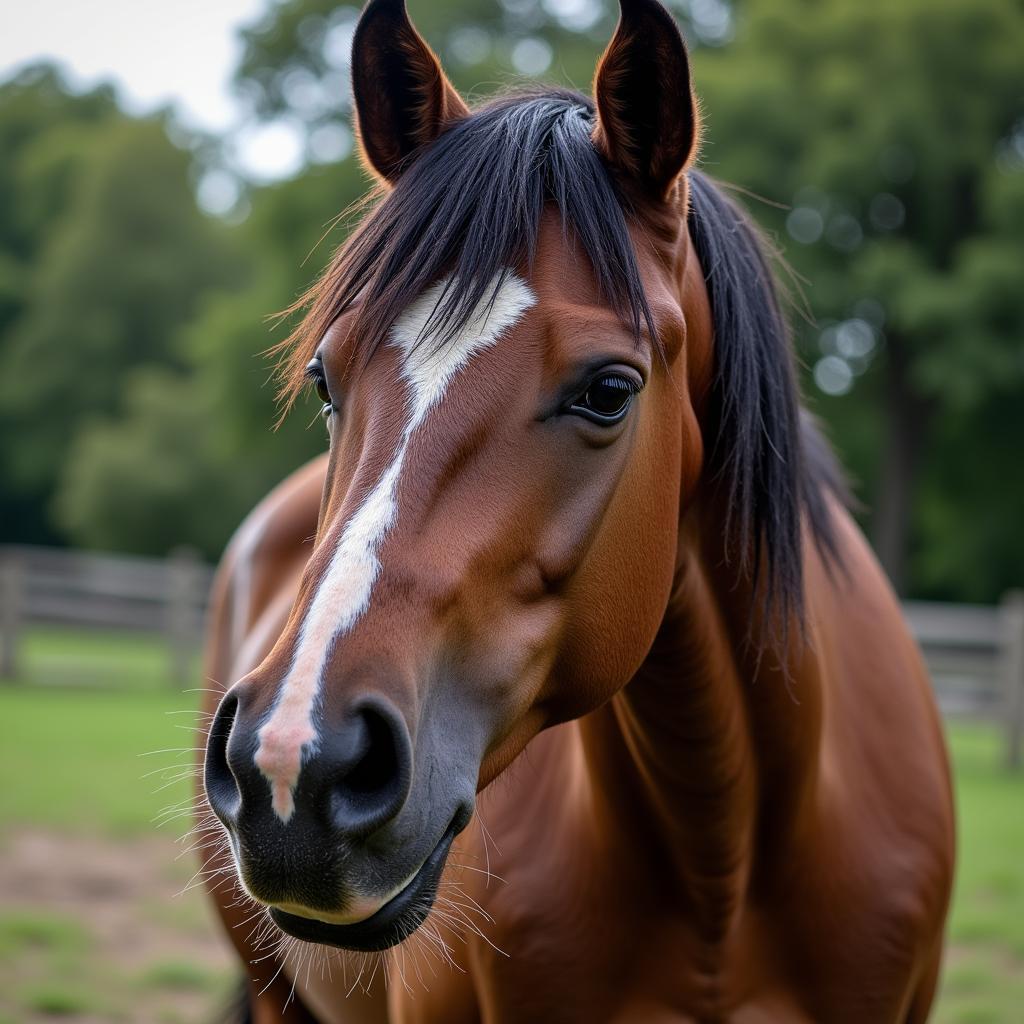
[224, 453, 327, 580]
[802, 500, 955, 938]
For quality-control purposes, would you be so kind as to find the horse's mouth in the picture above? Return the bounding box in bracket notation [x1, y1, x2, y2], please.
[268, 820, 458, 952]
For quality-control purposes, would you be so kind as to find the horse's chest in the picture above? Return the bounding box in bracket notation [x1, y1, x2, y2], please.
[390, 731, 943, 1023]
[394, 915, 812, 1024]
[400, 833, 759, 1022]
[388, 830, 925, 1022]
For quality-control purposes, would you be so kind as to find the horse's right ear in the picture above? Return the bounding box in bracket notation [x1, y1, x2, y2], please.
[351, 0, 469, 183]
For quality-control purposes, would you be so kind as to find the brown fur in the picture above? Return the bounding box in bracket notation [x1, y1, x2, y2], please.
[195, 3, 954, 1020]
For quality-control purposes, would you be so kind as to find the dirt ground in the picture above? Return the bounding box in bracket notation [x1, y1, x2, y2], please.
[0, 828, 236, 1024]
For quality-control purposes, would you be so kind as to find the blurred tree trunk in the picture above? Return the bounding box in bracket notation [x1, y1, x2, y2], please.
[873, 336, 928, 595]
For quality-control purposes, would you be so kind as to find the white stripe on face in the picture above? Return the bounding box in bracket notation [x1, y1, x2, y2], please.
[254, 273, 536, 821]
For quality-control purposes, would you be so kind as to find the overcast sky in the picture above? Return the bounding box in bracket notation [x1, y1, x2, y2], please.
[1, 0, 307, 181]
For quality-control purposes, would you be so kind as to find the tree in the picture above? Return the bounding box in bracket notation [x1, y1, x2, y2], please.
[9, 2, 1023, 601]
[53, 163, 360, 557]
[53, 368, 234, 557]
[0, 85, 246, 544]
[691, 0, 1024, 595]
[0, 66, 124, 543]
[0, 65, 120, 336]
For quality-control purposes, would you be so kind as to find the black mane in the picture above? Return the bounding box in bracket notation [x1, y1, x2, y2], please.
[281, 88, 840, 630]
[283, 89, 655, 371]
[687, 172, 842, 629]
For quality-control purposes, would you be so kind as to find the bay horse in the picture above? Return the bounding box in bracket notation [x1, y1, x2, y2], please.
[195, 1, 955, 1020]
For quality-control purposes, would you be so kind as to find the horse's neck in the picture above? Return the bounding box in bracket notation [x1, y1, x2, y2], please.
[579, 504, 825, 940]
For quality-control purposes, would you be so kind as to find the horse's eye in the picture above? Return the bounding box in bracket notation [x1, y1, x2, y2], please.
[570, 373, 638, 425]
[305, 357, 332, 408]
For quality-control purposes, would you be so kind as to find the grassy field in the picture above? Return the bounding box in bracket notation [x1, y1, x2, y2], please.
[0, 686, 201, 834]
[0, 630, 1022, 1022]
[938, 728, 1024, 1023]
[0, 636, 231, 1024]
[9, 626, 196, 692]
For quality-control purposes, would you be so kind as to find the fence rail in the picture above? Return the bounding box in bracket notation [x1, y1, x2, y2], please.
[905, 594, 1024, 768]
[1, 545, 1021, 766]
[0, 544, 213, 688]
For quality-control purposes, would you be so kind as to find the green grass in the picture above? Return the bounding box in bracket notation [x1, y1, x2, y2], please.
[18, 983, 96, 1017]
[0, 685, 200, 834]
[7, 626, 190, 691]
[0, 913, 89, 955]
[934, 725, 1024, 1023]
[0, 630, 1021, 1020]
[137, 959, 221, 992]
[0, 635, 226, 1022]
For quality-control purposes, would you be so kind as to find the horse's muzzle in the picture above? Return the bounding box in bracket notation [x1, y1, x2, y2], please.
[205, 687, 412, 838]
[268, 810, 464, 951]
[202, 683, 475, 949]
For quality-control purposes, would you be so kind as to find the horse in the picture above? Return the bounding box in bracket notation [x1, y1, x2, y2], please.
[195, 1, 955, 1020]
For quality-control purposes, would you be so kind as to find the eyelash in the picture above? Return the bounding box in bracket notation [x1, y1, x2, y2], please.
[567, 371, 641, 426]
[304, 359, 332, 409]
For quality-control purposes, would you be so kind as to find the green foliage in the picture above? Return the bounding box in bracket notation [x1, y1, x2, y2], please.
[0, 67, 122, 545]
[689, 0, 1024, 596]
[53, 368, 237, 557]
[0, 0, 1022, 600]
[61, 166, 369, 558]
[0, 76, 246, 546]
[0, 65, 119, 330]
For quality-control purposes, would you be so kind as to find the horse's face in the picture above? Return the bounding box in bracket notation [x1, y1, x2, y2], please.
[304, 213, 701, 775]
[205, 0, 704, 951]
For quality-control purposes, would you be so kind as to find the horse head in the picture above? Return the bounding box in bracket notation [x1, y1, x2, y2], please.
[205, 0, 751, 953]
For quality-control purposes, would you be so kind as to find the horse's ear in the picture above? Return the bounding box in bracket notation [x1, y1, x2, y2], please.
[351, 0, 469, 182]
[592, 0, 700, 201]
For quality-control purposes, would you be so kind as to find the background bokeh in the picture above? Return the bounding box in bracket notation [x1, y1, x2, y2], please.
[0, 1, 1021, 1022]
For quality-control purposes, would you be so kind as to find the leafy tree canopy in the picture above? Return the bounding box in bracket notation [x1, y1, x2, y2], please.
[0, 80, 246, 542]
[2, 1, 1022, 603]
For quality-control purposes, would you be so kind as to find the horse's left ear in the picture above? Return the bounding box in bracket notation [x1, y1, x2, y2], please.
[351, 0, 470, 182]
[592, 0, 700, 201]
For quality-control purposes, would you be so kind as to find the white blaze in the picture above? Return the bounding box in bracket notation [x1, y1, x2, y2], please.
[254, 274, 536, 821]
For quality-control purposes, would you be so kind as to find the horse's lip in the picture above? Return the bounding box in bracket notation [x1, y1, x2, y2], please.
[268, 821, 458, 952]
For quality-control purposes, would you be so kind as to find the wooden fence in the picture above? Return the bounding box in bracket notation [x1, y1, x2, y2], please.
[1, 545, 1022, 766]
[905, 594, 1024, 768]
[0, 545, 213, 688]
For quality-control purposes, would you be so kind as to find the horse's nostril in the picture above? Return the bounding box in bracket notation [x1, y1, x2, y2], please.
[345, 709, 399, 794]
[326, 701, 411, 838]
[204, 691, 242, 824]
[203, 687, 411, 845]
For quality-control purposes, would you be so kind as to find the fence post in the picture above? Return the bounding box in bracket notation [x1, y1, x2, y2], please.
[166, 546, 203, 689]
[0, 553, 22, 681]
[1001, 590, 1024, 771]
